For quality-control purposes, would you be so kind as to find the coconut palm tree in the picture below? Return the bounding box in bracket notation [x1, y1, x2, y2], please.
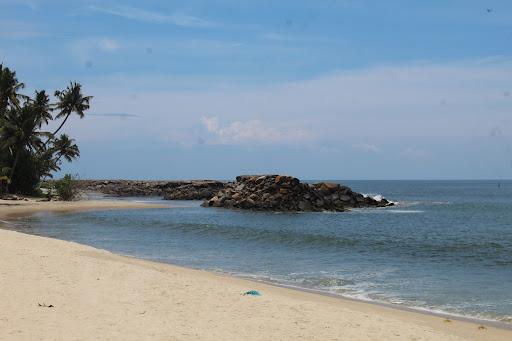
[0, 64, 90, 194]
[31, 90, 53, 127]
[51, 134, 80, 164]
[52, 82, 92, 136]
[0, 105, 46, 181]
[0, 64, 25, 114]
[35, 135, 80, 179]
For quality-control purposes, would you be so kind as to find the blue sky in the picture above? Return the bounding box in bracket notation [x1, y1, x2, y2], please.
[1, 0, 512, 179]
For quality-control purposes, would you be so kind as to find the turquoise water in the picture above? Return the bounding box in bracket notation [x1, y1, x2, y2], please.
[7, 180, 512, 323]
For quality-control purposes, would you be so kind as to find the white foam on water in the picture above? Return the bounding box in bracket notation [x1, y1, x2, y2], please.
[362, 193, 399, 205]
[350, 208, 423, 214]
[0, 219, 19, 227]
[395, 200, 420, 207]
[362, 193, 382, 201]
[388, 210, 425, 214]
[313, 286, 511, 325]
[372, 194, 383, 202]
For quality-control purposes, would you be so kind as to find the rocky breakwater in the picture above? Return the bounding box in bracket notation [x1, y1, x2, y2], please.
[162, 181, 225, 200]
[202, 175, 393, 212]
[76, 180, 226, 200]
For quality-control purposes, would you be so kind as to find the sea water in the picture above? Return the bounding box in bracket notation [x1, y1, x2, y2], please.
[7, 180, 512, 323]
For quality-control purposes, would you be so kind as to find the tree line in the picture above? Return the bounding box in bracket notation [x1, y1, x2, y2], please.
[0, 64, 91, 194]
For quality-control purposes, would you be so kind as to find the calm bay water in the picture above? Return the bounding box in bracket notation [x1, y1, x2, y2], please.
[7, 180, 512, 323]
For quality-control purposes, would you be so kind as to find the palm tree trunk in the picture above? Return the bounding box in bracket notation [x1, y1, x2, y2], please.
[8, 148, 21, 190]
[55, 154, 63, 165]
[42, 113, 70, 149]
[52, 113, 70, 136]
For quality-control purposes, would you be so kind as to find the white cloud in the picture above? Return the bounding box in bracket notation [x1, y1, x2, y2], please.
[201, 116, 219, 132]
[98, 38, 119, 52]
[87, 5, 214, 28]
[355, 143, 381, 153]
[402, 147, 431, 159]
[200, 116, 311, 145]
[69, 37, 120, 62]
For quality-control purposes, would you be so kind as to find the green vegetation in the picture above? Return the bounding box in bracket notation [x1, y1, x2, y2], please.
[54, 174, 79, 201]
[0, 64, 91, 195]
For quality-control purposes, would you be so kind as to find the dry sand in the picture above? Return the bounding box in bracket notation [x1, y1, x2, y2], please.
[0, 199, 510, 340]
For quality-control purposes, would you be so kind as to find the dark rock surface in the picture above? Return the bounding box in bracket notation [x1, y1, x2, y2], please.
[202, 175, 393, 212]
[76, 180, 226, 200]
[162, 181, 225, 200]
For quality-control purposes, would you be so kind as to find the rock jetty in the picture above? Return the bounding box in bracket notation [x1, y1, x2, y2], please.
[162, 181, 225, 200]
[202, 175, 393, 212]
[76, 180, 225, 200]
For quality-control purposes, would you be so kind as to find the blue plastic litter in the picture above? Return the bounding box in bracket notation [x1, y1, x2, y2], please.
[243, 290, 261, 296]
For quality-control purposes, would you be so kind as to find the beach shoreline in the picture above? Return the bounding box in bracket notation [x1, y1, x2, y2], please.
[1, 199, 511, 340]
[246, 278, 512, 331]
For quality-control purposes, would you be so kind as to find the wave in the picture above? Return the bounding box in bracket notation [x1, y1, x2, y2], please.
[363, 193, 401, 206]
[225, 269, 512, 325]
[362, 193, 383, 201]
[0, 219, 23, 228]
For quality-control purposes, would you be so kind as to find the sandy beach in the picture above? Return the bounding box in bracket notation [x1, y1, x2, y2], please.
[0, 200, 510, 340]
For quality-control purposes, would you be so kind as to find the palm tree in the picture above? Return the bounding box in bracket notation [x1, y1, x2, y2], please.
[0, 105, 46, 181]
[32, 90, 53, 127]
[0, 64, 25, 114]
[0, 64, 90, 193]
[51, 134, 80, 164]
[52, 82, 92, 136]
[35, 134, 80, 179]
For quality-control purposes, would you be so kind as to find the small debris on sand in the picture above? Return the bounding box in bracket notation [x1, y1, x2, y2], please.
[38, 303, 54, 308]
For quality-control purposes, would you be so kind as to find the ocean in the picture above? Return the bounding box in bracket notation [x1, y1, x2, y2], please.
[6, 180, 512, 324]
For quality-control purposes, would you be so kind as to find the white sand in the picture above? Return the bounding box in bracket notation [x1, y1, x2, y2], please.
[0, 200, 510, 340]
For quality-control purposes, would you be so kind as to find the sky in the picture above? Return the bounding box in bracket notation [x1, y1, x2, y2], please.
[1, 0, 512, 180]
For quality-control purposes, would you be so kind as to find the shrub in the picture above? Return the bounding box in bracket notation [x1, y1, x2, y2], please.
[55, 174, 79, 201]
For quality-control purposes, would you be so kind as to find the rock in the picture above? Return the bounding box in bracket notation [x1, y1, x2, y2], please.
[201, 174, 393, 212]
[74, 180, 226, 199]
[239, 198, 255, 209]
[163, 181, 225, 200]
[298, 201, 312, 211]
[338, 194, 351, 202]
